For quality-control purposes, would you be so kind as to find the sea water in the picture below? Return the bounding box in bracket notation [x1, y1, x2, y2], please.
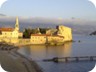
[18, 35, 96, 72]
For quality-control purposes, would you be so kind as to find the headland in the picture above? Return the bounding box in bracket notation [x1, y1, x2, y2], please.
[0, 17, 72, 46]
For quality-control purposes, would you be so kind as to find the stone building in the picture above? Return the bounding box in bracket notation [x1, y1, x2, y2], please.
[30, 25, 72, 45]
[57, 25, 72, 42]
[30, 34, 64, 45]
[30, 34, 48, 44]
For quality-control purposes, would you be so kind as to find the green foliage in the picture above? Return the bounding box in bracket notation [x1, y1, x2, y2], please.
[31, 29, 40, 34]
[23, 28, 50, 38]
[23, 28, 31, 38]
[39, 28, 46, 34]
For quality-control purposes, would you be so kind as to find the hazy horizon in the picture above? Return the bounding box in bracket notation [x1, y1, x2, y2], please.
[0, 16, 96, 35]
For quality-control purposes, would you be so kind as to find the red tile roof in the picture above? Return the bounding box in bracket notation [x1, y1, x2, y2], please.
[0, 28, 14, 32]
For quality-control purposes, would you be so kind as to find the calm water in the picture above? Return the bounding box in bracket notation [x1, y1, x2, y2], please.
[18, 35, 96, 72]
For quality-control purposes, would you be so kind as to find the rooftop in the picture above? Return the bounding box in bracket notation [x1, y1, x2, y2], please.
[0, 28, 14, 32]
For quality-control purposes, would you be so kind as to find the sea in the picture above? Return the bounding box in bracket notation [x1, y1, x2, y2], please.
[17, 34, 96, 72]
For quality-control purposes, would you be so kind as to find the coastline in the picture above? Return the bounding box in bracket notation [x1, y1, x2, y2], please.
[0, 42, 43, 72]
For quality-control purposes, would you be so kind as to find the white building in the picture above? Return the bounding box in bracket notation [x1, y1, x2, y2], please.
[0, 17, 20, 39]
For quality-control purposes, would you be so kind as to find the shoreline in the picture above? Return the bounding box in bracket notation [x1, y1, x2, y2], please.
[0, 42, 43, 72]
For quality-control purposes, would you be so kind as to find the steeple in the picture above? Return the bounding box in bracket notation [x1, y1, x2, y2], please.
[15, 17, 19, 31]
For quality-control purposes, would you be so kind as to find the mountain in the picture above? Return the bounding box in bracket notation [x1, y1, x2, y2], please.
[0, 16, 96, 35]
[0, 14, 6, 16]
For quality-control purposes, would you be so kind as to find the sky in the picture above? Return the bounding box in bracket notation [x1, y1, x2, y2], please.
[0, 0, 96, 20]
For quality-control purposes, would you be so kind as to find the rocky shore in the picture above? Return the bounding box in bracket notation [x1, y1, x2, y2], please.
[0, 42, 43, 72]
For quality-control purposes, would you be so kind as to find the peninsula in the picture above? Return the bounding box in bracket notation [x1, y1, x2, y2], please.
[0, 17, 72, 45]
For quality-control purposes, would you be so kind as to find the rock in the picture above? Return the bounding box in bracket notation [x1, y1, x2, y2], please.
[90, 31, 96, 35]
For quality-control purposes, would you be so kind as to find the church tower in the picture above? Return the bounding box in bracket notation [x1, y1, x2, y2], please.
[15, 17, 19, 31]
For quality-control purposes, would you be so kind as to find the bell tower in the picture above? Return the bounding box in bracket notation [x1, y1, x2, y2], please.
[15, 17, 19, 31]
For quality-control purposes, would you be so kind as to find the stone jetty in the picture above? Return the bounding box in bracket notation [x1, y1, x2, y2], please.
[43, 56, 96, 63]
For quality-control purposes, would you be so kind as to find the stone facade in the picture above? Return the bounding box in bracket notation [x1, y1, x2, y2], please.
[30, 34, 64, 45]
[57, 25, 72, 42]
[30, 34, 47, 44]
[47, 35, 64, 43]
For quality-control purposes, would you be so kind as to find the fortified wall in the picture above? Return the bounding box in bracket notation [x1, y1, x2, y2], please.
[57, 25, 72, 42]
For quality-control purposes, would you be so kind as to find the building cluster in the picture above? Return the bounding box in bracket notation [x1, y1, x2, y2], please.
[31, 25, 72, 45]
[0, 17, 72, 45]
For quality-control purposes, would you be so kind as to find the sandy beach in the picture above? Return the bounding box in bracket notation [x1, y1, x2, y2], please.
[0, 43, 43, 72]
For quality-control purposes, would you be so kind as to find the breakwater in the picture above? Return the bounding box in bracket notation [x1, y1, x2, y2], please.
[43, 56, 96, 63]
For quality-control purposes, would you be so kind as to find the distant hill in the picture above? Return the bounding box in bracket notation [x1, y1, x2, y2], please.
[0, 14, 6, 16]
[0, 16, 96, 35]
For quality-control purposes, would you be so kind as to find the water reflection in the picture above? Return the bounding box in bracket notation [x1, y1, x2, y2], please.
[18, 42, 72, 60]
[14, 35, 96, 72]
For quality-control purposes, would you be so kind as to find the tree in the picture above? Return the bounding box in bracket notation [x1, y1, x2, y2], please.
[23, 28, 31, 38]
